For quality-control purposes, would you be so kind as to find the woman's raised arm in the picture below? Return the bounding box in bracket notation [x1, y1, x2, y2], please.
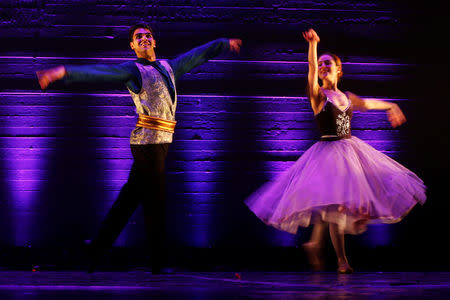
[302, 29, 321, 114]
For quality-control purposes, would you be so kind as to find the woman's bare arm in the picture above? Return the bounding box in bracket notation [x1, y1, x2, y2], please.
[302, 29, 322, 114]
[347, 92, 406, 128]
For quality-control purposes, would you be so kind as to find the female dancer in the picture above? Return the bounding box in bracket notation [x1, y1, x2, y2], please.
[245, 29, 426, 273]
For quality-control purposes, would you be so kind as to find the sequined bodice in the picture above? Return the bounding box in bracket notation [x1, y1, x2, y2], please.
[128, 60, 177, 144]
[315, 98, 352, 141]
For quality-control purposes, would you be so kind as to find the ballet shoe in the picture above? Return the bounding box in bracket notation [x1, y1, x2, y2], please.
[337, 262, 354, 274]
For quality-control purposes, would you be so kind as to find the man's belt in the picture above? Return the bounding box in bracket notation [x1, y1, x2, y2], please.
[136, 114, 176, 133]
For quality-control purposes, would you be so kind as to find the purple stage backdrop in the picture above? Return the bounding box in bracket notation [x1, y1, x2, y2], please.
[0, 1, 448, 269]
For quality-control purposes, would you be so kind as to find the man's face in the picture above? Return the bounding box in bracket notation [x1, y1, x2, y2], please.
[130, 28, 156, 59]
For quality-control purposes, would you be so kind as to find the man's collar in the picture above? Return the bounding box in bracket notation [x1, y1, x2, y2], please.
[135, 57, 158, 65]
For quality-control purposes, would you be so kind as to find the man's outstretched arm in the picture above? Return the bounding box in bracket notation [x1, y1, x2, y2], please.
[36, 62, 140, 91]
[169, 38, 242, 81]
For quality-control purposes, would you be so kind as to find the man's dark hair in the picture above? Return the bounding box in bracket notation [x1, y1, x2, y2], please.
[128, 23, 153, 43]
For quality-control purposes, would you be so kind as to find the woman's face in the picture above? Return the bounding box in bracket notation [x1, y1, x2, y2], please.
[318, 54, 340, 82]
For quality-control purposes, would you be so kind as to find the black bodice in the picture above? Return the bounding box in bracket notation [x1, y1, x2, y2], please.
[315, 99, 352, 141]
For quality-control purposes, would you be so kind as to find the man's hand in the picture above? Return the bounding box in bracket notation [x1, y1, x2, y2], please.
[36, 65, 66, 90]
[229, 39, 242, 54]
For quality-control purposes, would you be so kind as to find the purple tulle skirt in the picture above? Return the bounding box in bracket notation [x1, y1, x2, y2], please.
[245, 136, 426, 235]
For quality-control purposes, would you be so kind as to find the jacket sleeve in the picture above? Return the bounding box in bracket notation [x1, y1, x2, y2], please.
[168, 38, 230, 81]
[63, 61, 141, 93]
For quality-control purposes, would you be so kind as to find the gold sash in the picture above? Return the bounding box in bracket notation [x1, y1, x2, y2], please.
[136, 114, 176, 133]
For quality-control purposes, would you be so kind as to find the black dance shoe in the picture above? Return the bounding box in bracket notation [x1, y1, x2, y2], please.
[152, 266, 174, 275]
[87, 262, 97, 274]
[85, 240, 100, 274]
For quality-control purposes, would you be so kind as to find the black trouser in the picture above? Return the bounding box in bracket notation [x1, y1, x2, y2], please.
[90, 143, 169, 269]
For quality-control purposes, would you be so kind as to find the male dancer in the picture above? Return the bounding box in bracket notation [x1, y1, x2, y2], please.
[37, 23, 242, 274]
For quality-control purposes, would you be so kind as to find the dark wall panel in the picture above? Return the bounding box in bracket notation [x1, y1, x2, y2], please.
[0, 0, 448, 270]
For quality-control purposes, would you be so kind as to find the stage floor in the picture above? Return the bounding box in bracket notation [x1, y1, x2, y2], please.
[1, 271, 449, 299]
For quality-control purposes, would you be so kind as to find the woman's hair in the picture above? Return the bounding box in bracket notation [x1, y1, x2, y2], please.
[128, 23, 154, 43]
[320, 52, 344, 81]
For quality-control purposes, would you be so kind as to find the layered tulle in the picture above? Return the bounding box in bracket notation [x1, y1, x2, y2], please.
[245, 136, 426, 235]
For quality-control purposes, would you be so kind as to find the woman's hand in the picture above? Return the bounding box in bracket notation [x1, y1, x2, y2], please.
[302, 28, 320, 43]
[36, 65, 66, 90]
[387, 103, 406, 128]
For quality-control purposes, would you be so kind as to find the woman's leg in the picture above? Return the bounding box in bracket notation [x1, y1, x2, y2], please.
[329, 223, 353, 273]
[303, 222, 327, 271]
